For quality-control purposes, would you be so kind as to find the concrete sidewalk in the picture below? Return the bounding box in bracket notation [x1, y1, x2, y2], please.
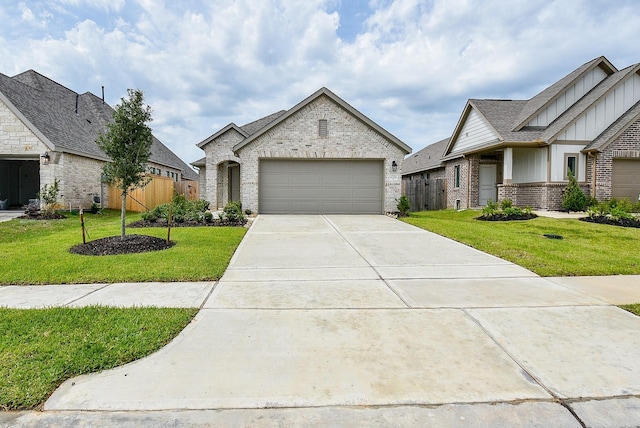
[3, 215, 640, 426]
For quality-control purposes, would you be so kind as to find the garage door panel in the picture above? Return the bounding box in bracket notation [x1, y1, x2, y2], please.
[260, 160, 383, 214]
[612, 160, 640, 200]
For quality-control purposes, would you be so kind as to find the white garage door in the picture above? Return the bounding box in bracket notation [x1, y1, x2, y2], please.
[259, 160, 384, 214]
[612, 159, 640, 200]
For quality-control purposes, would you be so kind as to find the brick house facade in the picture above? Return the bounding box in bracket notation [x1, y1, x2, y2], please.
[195, 88, 411, 214]
[0, 70, 196, 210]
[417, 56, 640, 210]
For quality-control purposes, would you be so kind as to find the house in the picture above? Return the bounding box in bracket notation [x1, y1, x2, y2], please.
[0, 70, 197, 210]
[411, 56, 640, 210]
[193, 87, 412, 214]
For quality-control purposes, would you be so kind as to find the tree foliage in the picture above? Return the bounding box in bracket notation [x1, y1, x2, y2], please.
[96, 89, 153, 239]
[562, 170, 587, 212]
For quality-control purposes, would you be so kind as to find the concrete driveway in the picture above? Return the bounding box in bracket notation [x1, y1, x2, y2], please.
[42, 215, 640, 425]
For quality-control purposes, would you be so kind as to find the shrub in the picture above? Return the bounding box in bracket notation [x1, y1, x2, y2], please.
[499, 198, 513, 210]
[38, 179, 60, 214]
[204, 211, 214, 223]
[562, 170, 586, 212]
[481, 200, 499, 216]
[397, 196, 410, 216]
[222, 201, 245, 223]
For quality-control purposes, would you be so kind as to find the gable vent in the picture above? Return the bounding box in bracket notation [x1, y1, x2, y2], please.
[318, 119, 328, 138]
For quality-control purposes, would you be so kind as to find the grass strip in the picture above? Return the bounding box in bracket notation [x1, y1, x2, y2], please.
[0, 209, 246, 284]
[0, 306, 197, 410]
[401, 210, 640, 277]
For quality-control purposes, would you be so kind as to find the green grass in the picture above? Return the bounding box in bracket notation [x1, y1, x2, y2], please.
[401, 210, 640, 277]
[0, 306, 197, 410]
[0, 210, 246, 284]
[621, 304, 640, 317]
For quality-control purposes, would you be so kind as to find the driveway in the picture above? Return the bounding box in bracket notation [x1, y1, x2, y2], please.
[43, 215, 640, 425]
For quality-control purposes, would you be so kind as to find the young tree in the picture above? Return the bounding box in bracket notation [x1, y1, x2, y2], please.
[96, 89, 153, 239]
[562, 169, 587, 212]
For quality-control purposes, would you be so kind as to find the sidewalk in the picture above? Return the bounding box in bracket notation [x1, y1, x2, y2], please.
[2, 215, 640, 427]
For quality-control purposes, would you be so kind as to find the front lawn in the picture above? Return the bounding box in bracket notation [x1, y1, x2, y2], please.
[0, 306, 196, 410]
[401, 210, 640, 277]
[0, 210, 246, 284]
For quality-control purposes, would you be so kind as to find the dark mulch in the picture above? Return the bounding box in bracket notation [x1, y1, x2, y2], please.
[69, 234, 175, 256]
[476, 213, 538, 221]
[580, 216, 640, 228]
[19, 212, 67, 220]
[128, 219, 247, 228]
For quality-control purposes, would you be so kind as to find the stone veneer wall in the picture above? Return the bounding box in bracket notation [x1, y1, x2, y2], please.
[201, 129, 243, 208]
[237, 96, 406, 213]
[592, 119, 640, 201]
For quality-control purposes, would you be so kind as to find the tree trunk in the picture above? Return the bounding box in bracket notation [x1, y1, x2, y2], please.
[121, 191, 127, 240]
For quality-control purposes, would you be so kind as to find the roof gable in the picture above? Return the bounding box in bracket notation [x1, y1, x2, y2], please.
[197, 123, 248, 148]
[513, 56, 617, 131]
[545, 64, 640, 143]
[0, 69, 197, 180]
[232, 87, 412, 154]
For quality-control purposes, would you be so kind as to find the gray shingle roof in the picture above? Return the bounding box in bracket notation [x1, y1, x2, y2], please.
[240, 110, 287, 135]
[401, 138, 448, 175]
[0, 70, 197, 180]
[512, 56, 616, 131]
[470, 99, 543, 142]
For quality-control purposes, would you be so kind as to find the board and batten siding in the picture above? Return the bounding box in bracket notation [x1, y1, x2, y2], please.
[550, 144, 587, 182]
[512, 147, 547, 183]
[450, 109, 499, 153]
[556, 73, 640, 141]
[528, 67, 609, 127]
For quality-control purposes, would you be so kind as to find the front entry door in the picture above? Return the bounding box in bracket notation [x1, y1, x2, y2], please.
[479, 164, 497, 206]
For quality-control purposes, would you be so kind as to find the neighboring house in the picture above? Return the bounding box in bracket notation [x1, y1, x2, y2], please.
[194, 87, 412, 214]
[415, 56, 640, 210]
[0, 70, 197, 210]
[401, 138, 448, 210]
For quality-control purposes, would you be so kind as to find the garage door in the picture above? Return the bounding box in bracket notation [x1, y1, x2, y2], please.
[259, 160, 383, 214]
[612, 159, 640, 200]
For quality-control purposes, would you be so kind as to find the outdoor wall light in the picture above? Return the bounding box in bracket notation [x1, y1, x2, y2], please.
[391, 160, 398, 172]
[41, 152, 50, 165]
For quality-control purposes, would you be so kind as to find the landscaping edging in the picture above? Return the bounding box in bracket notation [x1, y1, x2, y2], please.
[580, 216, 640, 228]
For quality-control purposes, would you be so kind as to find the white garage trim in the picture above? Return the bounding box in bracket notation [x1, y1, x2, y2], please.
[259, 159, 384, 214]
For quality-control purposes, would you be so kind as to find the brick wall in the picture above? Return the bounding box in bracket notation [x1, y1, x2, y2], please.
[497, 182, 590, 210]
[593, 119, 640, 200]
[201, 129, 243, 208]
[444, 158, 469, 209]
[237, 95, 406, 213]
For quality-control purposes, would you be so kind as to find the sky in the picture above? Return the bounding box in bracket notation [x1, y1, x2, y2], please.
[1, 0, 639, 167]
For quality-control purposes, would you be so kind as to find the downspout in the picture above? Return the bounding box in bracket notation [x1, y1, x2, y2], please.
[587, 152, 597, 198]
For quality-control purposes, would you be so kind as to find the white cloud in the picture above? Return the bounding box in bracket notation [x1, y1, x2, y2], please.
[2, 0, 640, 162]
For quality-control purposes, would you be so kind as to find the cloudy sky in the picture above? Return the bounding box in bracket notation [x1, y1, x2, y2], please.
[1, 0, 638, 166]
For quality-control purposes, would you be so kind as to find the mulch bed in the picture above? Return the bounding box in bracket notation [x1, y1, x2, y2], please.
[19, 212, 67, 220]
[476, 213, 538, 221]
[580, 216, 640, 228]
[69, 235, 175, 256]
[128, 219, 247, 228]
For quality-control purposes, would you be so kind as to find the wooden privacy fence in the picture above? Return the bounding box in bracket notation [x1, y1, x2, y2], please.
[403, 178, 446, 211]
[108, 175, 199, 212]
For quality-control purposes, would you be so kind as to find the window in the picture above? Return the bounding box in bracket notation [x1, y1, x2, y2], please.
[318, 119, 328, 138]
[454, 165, 461, 188]
[564, 153, 578, 180]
